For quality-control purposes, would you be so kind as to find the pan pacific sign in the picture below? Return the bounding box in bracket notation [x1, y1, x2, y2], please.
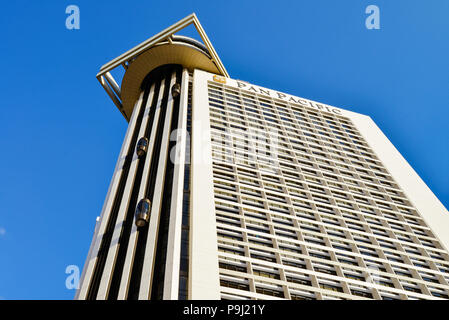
[213, 75, 343, 115]
[235, 80, 342, 115]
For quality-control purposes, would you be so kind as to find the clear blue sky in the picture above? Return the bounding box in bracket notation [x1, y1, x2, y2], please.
[0, 0, 447, 299]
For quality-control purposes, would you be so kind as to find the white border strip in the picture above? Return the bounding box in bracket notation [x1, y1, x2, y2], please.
[189, 69, 221, 299]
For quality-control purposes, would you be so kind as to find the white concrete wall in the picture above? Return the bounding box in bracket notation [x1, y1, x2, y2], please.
[189, 69, 221, 299]
[350, 113, 449, 252]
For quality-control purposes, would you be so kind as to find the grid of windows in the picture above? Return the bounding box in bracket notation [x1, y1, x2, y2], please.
[207, 81, 449, 300]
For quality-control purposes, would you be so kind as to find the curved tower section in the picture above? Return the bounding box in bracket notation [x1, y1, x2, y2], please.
[76, 14, 228, 300]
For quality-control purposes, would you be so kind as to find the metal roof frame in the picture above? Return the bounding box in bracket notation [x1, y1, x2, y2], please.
[96, 13, 229, 117]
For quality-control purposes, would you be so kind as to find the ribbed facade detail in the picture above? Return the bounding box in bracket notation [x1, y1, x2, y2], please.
[77, 65, 190, 300]
[206, 80, 449, 300]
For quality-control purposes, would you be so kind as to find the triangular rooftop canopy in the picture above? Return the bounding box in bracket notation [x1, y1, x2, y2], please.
[97, 13, 229, 121]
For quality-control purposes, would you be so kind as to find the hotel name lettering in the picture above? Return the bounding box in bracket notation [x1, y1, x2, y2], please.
[235, 81, 342, 115]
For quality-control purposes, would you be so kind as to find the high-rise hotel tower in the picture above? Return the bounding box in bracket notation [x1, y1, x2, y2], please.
[76, 14, 449, 300]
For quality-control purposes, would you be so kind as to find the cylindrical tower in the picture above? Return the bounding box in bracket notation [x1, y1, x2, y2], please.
[76, 14, 228, 300]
